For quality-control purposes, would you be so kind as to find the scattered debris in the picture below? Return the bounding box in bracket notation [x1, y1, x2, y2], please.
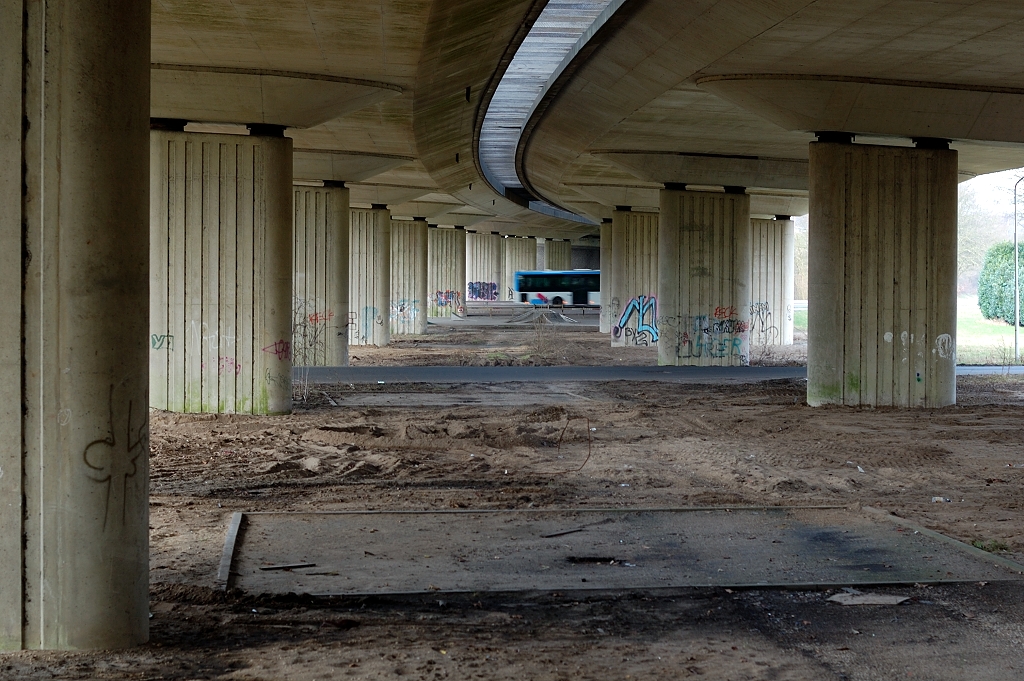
[932, 496, 951, 503]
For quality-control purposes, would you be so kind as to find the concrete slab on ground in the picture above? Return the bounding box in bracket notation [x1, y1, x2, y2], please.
[224, 508, 1024, 596]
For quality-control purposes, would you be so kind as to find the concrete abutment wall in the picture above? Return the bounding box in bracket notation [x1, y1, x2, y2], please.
[466, 232, 503, 302]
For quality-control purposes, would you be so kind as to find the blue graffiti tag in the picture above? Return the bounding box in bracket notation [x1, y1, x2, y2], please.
[616, 295, 659, 343]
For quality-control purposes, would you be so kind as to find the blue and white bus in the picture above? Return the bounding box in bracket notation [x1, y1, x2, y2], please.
[513, 270, 601, 306]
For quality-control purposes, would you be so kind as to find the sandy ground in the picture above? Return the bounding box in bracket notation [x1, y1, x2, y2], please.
[5, 332, 1024, 680]
[348, 324, 809, 367]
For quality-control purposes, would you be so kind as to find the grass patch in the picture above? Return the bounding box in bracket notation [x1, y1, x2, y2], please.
[957, 296, 1024, 365]
[971, 539, 1010, 553]
[793, 309, 807, 333]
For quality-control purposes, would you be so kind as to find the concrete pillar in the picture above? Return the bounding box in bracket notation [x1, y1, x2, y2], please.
[466, 231, 503, 302]
[428, 226, 467, 317]
[350, 206, 391, 346]
[504, 236, 538, 302]
[749, 218, 795, 346]
[536, 237, 548, 270]
[546, 239, 573, 271]
[292, 183, 349, 367]
[151, 131, 293, 415]
[610, 209, 659, 347]
[390, 218, 429, 335]
[1, 0, 150, 649]
[658, 189, 752, 366]
[600, 219, 612, 333]
[808, 142, 957, 407]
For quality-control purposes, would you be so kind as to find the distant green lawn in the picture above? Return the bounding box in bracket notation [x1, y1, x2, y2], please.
[792, 297, 1023, 365]
[957, 296, 1022, 365]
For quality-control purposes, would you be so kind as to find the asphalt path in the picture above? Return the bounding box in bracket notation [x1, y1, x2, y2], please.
[294, 364, 1024, 384]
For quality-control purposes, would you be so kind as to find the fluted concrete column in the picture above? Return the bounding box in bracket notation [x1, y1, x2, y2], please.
[546, 239, 573, 270]
[1, 0, 150, 649]
[600, 219, 612, 333]
[750, 218, 795, 346]
[428, 226, 466, 317]
[293, 183, 349, 366]
[808, 142, 957, 407]
[390, 218, 429, 335]
[610, 209, 659, 347]
[466, 232, 503, 302]
[350, 207, 391, 346]
[658, 189, 751, 366]
[151, 131, 293, 415]
[504, 236, 538, 301]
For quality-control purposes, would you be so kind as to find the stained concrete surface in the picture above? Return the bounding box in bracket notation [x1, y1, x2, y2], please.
[228, 507, 1023, 596]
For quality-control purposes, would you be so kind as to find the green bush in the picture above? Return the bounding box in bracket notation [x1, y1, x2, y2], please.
[978, 242, 1024, 325]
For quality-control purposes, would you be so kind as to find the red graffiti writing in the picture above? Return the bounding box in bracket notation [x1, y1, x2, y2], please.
[714, 306, 737, 320]
[261, 340, 291, 361]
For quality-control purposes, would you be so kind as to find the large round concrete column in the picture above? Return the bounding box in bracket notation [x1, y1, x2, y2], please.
[808, 141, 957, 407]
[150, 129, 293, 415]
[1, 0, 150, 649]
[428, 226, 467, 317]
[600, 219, 613, 333]
[466, 231, 503, 302]
[293, 182, 349, 366]
[391, 218, 429, 335]
[610, 208, 659, 347]
[750, 217, 796, 346]
[658, 189, 752, 366]
[350, 206, 391, 346]
[504, 236, 538, 302]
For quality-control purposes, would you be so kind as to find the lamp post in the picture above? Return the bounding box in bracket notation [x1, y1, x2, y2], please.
[1015, 176, 1023, 361]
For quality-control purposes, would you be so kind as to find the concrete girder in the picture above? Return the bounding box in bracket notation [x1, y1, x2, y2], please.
[595, 152, 809, 192]
[151, 65, 402, 128]
[389, 194, 467, 219]
[293, 150, 415, 184]
[348, 184, 435, 208]
[698, 75, 1024, 147]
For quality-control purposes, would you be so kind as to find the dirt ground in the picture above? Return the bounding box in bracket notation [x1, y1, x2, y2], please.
[348, 324, 809, 367]
[5, 331, 1024, 680]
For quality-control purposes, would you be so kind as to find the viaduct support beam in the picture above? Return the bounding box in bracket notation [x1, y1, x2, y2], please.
[750, 218, 796, 346]
[1, 0, 150, 649]
[466, 232, 503, 302]
[808, 142, 957, 407]
[610, 209, 659, 348]
[428, 227, 466, 317]
[600, 220, 612, 333]
[293, 183, 350, 367]
[350, 207, 391, 346]
[658, 189, 752, 366]
[151, 131, 293, 415]
[504, 237, 538, 302]
[390, 218, 429, 335]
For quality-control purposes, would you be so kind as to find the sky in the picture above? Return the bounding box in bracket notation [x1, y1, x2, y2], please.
[963, 167, 1024, 221]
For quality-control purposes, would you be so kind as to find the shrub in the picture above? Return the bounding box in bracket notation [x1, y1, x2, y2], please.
[978, 242, 1024, 325]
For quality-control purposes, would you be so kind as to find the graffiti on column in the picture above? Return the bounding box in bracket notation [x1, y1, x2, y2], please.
[748, 301, 780, 345]
[468, 281, 499, 301]
[612, 295, 659, 346]
[151, 334, 174, 350]
[431, 290, 465, 315]
[390, 299, 420, 325]
[658, 310, 749, 363]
